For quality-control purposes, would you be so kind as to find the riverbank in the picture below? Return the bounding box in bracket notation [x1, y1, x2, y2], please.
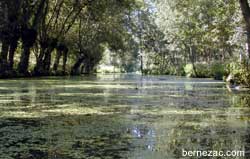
[1, 68, 250, 91]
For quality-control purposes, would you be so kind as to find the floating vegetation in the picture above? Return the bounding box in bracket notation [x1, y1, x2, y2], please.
[0, 74, 249, 158]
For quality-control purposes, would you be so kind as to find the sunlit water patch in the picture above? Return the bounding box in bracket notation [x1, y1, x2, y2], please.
[0, 74, 249, 159]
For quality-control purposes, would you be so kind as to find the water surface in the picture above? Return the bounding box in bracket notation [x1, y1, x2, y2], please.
[0, 74, 250, 159]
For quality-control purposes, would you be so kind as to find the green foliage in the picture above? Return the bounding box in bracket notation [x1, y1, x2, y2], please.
[226, 62, 242, 84]
[149, 0, 246, 80]
[0, 0, 142, 77]
[195, 64, 211, 78]
[210, 62, 226, 80]
[184, 64, 193, 77]
[0, 0, 250, 86]
[155, 0, 240, 59]
[227, 61, 250, 87]
[184, 62, 226, 79]
[148, 64, 185, 76]
[184, 63, 211, 78]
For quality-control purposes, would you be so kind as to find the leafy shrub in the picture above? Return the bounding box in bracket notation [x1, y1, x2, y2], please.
[226, 61, 250, 87]
[196, 63, 211, 78]
[210, 62, 226, 80]
[184, 63, 210, 78]
[184, 63, 194, 77]
[148, 64, 185, 76]
[184, 62, 226, 79]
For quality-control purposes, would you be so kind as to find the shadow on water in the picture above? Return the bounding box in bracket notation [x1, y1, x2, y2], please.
[0, 74, 250, 158]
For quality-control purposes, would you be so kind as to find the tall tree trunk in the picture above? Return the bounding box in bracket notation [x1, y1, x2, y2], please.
[18, 0, 47, 75]
[18, 28, 37, 74]
[62, 49, 68, 73]
[43, 49, 52, 73]
[0, 41, 9, 62]
[83, 58, 91, 74]
[53, 50, 62, 72]
[0, 41, 9, 73]
[239, 0, 250, 59]
[34, 46, 47, 75]
[71, 56, 84, 75]
[140, 55, 143, 74]
[8, 40, 18, 70]
[18, 45, 30, 74]
[88, 59, 96, 74]
[189, 46, 198, 77]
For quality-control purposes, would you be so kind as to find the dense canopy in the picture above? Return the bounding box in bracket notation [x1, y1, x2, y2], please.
[0, 0, 249, 86]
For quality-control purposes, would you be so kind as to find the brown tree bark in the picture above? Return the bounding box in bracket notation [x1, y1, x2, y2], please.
[239, 0, 250, 58]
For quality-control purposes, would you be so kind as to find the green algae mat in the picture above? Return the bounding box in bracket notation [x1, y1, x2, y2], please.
[0, 74, 249, 159]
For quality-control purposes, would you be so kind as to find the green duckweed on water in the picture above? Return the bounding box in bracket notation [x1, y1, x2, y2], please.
[0, 74, 250, 159]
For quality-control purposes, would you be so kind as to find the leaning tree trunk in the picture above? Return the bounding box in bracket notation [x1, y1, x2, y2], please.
[239, 0, 250, 59]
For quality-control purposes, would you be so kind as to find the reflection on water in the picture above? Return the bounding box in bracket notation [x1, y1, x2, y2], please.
[0, 74, 250, 158]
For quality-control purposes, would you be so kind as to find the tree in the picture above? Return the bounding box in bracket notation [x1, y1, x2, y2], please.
[239, 0, 250, 59]
[18, 0, 47, 75]
[70, 0, 140, 75]
[0, 0, 22, 73]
